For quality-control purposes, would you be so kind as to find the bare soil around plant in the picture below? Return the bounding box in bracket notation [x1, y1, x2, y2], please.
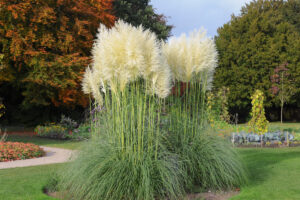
[186, 191, 239, 200]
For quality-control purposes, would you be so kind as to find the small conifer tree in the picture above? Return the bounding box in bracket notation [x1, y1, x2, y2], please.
[248, 90, 269, 147]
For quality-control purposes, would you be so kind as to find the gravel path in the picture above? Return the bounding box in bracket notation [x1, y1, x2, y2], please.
[0, 146, 75, 169]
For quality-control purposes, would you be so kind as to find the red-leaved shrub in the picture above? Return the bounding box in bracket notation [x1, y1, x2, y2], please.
[0, 142, 44, 162]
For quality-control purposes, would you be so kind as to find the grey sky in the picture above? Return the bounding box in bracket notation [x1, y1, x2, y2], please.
[151, 0, 252, 37]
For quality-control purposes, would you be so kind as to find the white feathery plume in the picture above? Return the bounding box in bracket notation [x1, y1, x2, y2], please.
[82, 66, 93, 94]
[82, 66, 104, 105]
[83, 20, 172, 99]
[162, 29, 218, 87]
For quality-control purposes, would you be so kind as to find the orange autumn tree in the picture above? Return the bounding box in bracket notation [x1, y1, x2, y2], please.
[0, 0, 115, 109]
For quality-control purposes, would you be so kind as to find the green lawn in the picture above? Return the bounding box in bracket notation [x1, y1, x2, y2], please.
[5, 135, 84, 150]
[238, 122, 300, 130]
[1, 132, 300, 200]
[0, 164, 63, 200]
[0, 136, 82, 200]
[1, 147, 300, 200]
[269, 122, 300, 128]
[231, 148, 300, 200]
[268, 122, 300, 133]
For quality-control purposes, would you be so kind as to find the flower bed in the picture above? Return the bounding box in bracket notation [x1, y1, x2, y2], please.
[0, 142, 44, 162]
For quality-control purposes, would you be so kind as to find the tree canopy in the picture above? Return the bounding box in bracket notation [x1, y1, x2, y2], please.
[0, 0, 115, 109]
[214, 0, 300, 121]
[113, 0, 172, 40]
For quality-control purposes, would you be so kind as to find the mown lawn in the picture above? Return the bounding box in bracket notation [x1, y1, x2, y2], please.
[232, 148, 300, 200]
[5, 135, 84, 150]
[0, 136, 82, 200]
[238, 122, 300, 132]
[1, 135, 300, 200]
[269, 122, 300, 129]
[268, 122, 300, 133]
[1, 147, 300, 200]
[0, 164, 63, 200]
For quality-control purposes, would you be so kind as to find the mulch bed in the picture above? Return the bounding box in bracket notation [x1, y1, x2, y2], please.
[3, 131, 36, 136]
[187, 191, 239, 200]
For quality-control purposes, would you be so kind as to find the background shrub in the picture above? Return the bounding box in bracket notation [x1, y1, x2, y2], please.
[35, 124, 68, 139]
[59, 115, 78, 131]
[35, 123, 90, 140]
[70, 124, 91, 140]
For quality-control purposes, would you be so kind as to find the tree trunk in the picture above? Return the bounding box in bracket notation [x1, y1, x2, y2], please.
[281, 72, 284, 124]
[261, 134, 263, 148]
[281, 101, 283, 124]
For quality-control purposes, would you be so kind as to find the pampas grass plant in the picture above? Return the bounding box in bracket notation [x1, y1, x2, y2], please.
[56, 24, 246, 200]
[59, 21, 185, 200]
[162, 30, 247, 190]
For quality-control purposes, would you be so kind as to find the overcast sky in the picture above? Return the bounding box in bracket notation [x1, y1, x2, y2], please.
[151, 0, 252, 37]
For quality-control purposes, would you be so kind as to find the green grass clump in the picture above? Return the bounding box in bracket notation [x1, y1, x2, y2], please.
[165, 81, 247, 191]
[166, 128, 247, 191]
[58, 80, 185, 200]
[187, 134, 247, 189]
[58, 136, 184, 200]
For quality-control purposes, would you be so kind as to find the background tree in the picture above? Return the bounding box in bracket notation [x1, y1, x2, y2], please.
[270, 62, 295, 123]
[113, 0, 172, 40]
[206, 87, 230, 128]
[0, 0, 115, 105]
[0, 0, 116, 124]
[214, 0, 300, 122]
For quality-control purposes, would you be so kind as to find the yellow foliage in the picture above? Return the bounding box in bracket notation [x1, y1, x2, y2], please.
[248, 90, 269, 135]
[0, 103, 5, 118]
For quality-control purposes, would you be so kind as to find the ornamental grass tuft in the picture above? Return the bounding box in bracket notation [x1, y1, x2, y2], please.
[56, 21, 247, 200]
[59, 135, 184, 200]
[163, 30, 247, 191]
[59, 20, 184, 200]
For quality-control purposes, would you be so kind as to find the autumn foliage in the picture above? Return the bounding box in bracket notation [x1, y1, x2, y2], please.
[0, 0, 115, 108]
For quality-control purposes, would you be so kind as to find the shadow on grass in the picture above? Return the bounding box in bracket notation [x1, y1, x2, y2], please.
[239, 148, 300, 186]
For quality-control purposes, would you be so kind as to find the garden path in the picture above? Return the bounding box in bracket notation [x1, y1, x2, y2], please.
[0, 146, 75, 169]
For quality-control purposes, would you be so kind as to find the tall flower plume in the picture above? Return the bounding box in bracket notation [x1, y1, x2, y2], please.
[162, 29, 218, 87]
[82, 20, 172, 104]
